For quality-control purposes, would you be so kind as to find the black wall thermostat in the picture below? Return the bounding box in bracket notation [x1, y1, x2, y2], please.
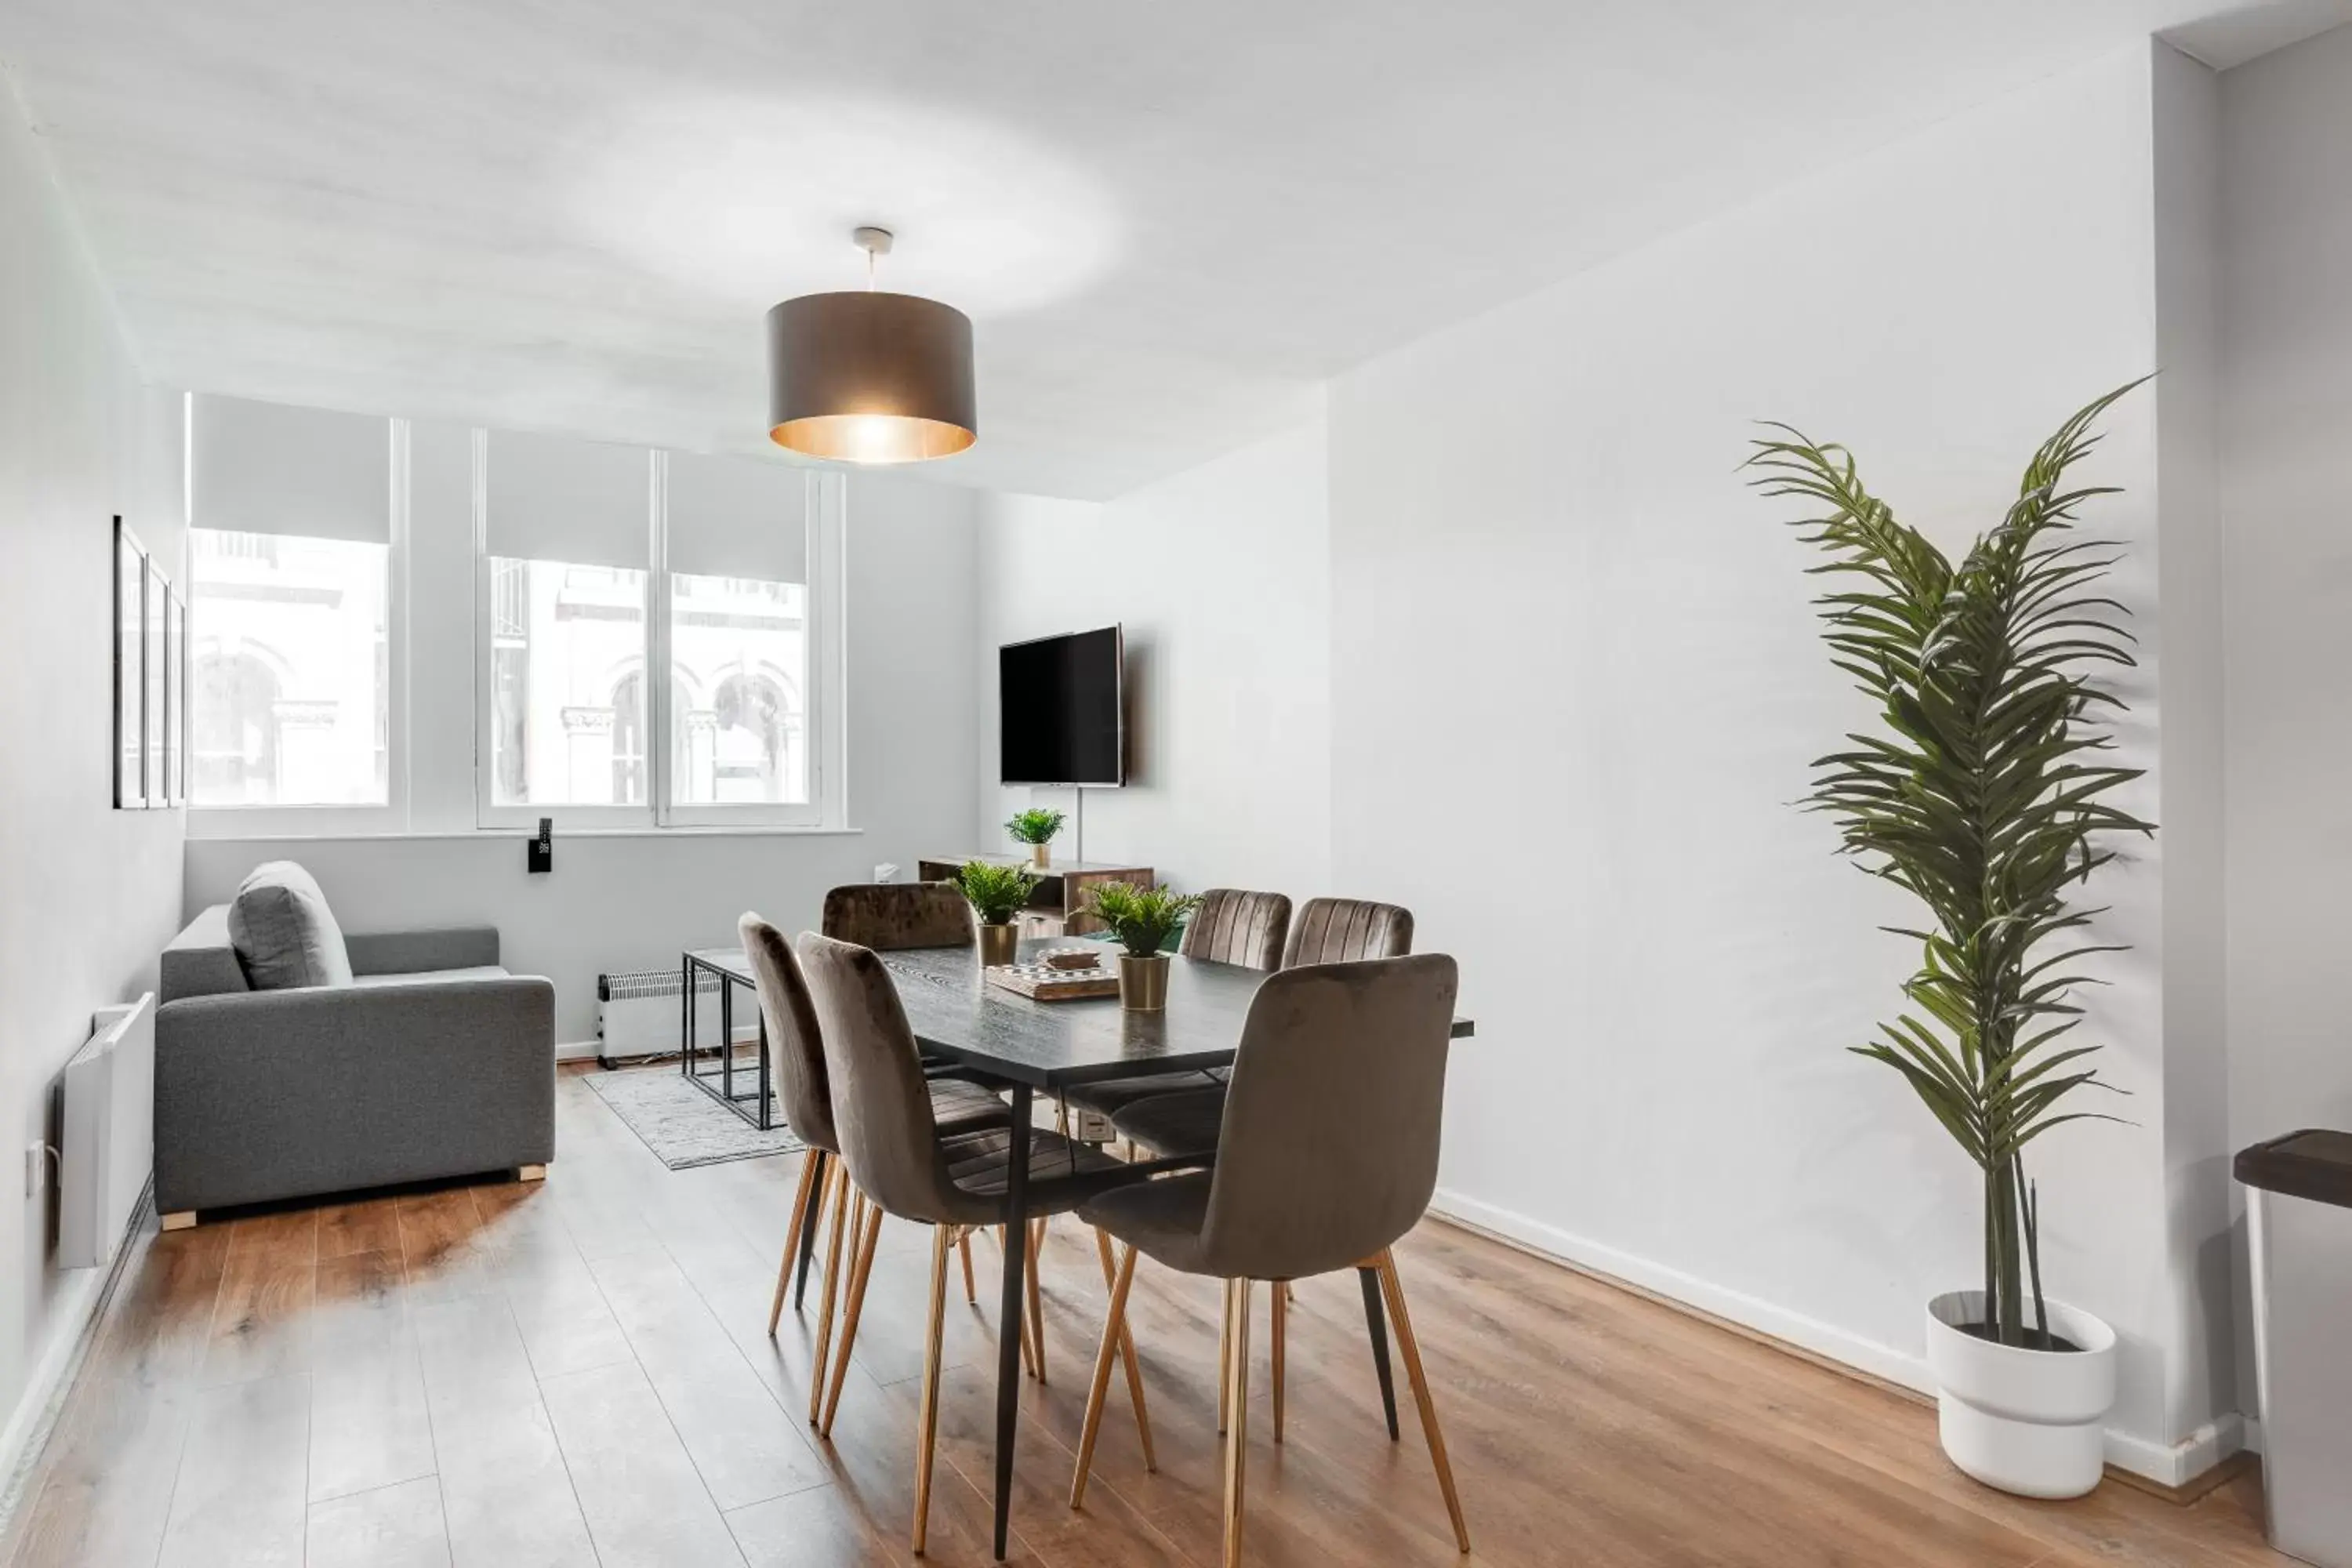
[528, 817, 554, 873]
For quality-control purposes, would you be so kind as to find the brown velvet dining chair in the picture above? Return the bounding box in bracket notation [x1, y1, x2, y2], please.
[1069, 953, 1471, 1564]
[822, 880, 975, 949]
[738, 914, 1014, 1427]
[1059, 887, 1291, 1127]
[817, 880, 1069, 1375]
[794, 931, 1161, 1553]
[1110, 894, 1417, 1439]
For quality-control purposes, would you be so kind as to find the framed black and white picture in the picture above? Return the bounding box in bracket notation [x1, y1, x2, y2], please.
[145, 557, 169, 808]
[113, 518, 146, 809]
[165, 590, 187, 805]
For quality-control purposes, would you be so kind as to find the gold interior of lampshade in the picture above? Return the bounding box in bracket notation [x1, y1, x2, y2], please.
[767, 290, 977, 464]
[768, 413, 978, 463]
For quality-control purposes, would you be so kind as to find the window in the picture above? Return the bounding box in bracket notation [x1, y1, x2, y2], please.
[482, 557, 648, 808]
[189, 532, 390, 805]
[477, 434, 830, 828]
[185, 392, 397, 812]
[669, 577, 807, 806]
[183, 399, 845, 837]
[659, 451, 818, 824]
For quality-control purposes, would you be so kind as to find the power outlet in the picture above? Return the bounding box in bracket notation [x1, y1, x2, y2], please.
[24, 1142, 47, 1198]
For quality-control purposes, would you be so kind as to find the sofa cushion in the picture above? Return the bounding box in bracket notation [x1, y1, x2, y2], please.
[227, 862, 354, 990]
[350, 966, 510, 988]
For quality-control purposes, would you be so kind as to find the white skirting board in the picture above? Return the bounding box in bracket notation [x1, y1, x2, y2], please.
[1427, 1186, 2248, 1490]
[0, 1180, 152, 1543]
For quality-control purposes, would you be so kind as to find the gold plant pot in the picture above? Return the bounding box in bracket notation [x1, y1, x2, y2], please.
[977, 921, 1020, 968]
[1117, 952, 1169, 1011]
[1030, 843, 1051, 870]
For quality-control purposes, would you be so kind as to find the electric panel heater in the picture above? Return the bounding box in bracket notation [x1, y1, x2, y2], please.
[61, 993, 155, 1271]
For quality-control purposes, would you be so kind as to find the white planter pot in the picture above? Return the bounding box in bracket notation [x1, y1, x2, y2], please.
[1924, 1291, 2116, 1499]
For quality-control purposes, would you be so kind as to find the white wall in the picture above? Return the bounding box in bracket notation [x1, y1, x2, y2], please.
[1326, 43, 2230, 1475]
[185, 469, 978, 1044]
[0, 89, 185, 1478]
[975, 419, 1332, 897]
[2217, 20, 2352, 1413]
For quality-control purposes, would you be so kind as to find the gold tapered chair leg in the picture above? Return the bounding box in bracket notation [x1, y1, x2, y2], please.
[959, 1230, 978, 1305]
[913, 1225, 952, 1554]
[1218, 1284, 1234, 1436]
[1222, 1278, 1253, 1568]
[806, 1173, 855, 1426]
[1070, 1238, 1139, 1509]
[1377, 1250, 1471, 1555]
[1272, 1278, 1287, 1443]
[768, 1153, 822, 1337]
[1091, 1226, 1156, 1470]
[821, 1200, 887, 1436]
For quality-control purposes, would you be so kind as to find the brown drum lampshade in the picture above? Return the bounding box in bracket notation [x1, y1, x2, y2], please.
[765, 290, 977, 463]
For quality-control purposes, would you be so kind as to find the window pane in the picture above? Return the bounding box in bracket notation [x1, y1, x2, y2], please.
[488, 557, 648, 807]
[669, 573, 808, 805]
[190, 529, 389, 806]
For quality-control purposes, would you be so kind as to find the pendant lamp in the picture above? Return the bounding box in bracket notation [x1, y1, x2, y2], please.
[765, 227, 977, 463]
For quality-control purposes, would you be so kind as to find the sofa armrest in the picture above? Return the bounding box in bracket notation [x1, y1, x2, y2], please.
[162, 904, 249, 1001]
[154, 975, 554, 1213]
[345, 925, 502, 976]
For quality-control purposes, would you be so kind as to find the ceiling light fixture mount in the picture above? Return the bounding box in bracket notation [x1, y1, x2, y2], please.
[766, 226, 977, 465]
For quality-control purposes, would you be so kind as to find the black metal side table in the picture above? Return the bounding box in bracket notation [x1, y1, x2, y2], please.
[680, 947, 772, 1129]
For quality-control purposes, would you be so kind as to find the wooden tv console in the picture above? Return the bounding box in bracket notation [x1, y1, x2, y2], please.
[915, 855, 1153, 938]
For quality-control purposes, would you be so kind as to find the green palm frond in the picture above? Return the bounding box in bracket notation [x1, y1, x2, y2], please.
[1748, 380, 2154, 1348]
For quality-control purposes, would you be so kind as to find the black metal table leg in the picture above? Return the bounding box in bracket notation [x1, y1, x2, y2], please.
[720, 967, 735, 1109]
[756, 1008, 771, 1131]
[992, 1083, 1034, 1559]
[681, 955, 695, 1082]
[1359, 1265, 1400, 1441]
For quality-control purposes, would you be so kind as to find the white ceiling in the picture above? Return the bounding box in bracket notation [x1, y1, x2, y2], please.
[5, 0, 2344, 499]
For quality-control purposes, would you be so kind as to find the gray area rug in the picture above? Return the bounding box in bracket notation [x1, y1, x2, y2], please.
[583, 1065, 805, 1169]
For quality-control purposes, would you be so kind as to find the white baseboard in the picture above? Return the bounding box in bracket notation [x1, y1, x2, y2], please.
[0, 1181, 151, 1541]
[1428, 1186, 2249, 1489]
[2103, 1413, 2248, 1487]
[1430, 1187, 1937, 1398]
[561, 1026, 760, 1063]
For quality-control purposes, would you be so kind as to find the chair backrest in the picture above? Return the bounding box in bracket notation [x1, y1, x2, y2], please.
[794, 931, 961, 1224]
[738, 913, 837, 1155]
[822, 883, 974, 950]
[1199, 954, 1457, 1281]
[1178, 888, 1293, 972]
[1283, 897, 1414, 967]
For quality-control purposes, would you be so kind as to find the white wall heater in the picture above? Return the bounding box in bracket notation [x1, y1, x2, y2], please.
[60, 993, 155, 1272]
[597, 968, 756, 1065]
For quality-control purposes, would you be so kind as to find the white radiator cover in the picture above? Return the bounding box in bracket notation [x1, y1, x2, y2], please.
[597, 968, 754, 1057]
[61, 993, 154, 1271]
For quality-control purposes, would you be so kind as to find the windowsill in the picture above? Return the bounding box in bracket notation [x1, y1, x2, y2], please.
[185, 822, 863, 844]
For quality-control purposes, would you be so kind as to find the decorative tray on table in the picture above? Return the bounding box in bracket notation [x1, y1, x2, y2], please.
[984, 948, 1120, 1001]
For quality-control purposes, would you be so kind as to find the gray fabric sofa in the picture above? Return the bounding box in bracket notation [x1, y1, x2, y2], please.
[156, 900, 557, 1217]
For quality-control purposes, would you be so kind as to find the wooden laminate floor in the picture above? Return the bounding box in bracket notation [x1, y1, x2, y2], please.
[5, 1069, 2290, 1567]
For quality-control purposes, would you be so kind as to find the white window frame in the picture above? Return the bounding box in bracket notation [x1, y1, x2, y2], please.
[185, 412, 410, 840]
[474, 444, 846, 832]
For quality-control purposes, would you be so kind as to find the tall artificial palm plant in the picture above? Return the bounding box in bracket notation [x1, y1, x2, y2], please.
[1748, 384, 2154, 1351]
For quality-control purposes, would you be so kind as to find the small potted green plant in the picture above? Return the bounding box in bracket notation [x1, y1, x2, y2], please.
[1006, 807, 1066, 869]
[1086, 883, 1200, 1011]
[945, 859, 1039, 967]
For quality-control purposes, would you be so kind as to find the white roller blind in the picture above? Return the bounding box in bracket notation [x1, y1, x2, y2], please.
[485, 430, 652, 569]
[664, 452, 808, 583]
[191, 393, 390, 543]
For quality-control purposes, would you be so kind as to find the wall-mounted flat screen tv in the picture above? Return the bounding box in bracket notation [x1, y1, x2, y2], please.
[1000, 626, 1125, 786]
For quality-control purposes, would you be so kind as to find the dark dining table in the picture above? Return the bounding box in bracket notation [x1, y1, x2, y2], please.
[863, 938, 1476, 1559]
